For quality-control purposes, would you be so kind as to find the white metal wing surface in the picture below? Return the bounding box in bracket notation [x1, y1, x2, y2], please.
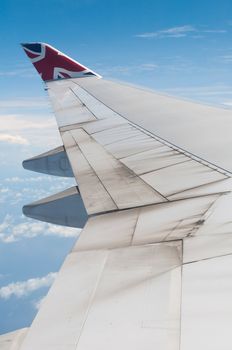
[13, 43, 232, 350]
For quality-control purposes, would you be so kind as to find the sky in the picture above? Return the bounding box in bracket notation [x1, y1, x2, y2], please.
[1, 0, 232, 335]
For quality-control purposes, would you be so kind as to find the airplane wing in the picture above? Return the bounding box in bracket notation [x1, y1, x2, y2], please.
[0, 328, 28, 350]
[13, 43, 232, 350]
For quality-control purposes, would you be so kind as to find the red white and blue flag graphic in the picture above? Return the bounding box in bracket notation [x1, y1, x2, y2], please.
[21, 43, 100, 81]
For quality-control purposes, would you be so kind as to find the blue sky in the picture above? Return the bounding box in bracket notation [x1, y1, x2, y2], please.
[1, 0, 232, 335]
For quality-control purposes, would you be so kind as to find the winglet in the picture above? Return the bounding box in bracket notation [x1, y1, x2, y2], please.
[21, 42, 101, 81]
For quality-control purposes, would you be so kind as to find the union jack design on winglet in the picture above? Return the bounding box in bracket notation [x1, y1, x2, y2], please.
[21, 42, 101, 81]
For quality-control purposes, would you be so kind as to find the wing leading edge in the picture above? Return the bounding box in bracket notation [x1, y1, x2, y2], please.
[19, 43, 232, 350]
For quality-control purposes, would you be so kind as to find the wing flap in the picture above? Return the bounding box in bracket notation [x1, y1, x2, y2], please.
[181, 256, 232, 350]
[183, 191, 232, 263]
[62, 131, 117, 214]
[75, 194, 220, 251]
[19, 227, 182, 350]
[0, 328, 28, 350]
[65, 128, 166, 211]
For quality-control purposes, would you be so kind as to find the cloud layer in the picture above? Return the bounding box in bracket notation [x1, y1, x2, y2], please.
[0, 99, 59, 147]
[0, 272, 57, 299]
[0, 114, 57, 146]
[0, 214, 81, 243]
[0, 133, 29, 145]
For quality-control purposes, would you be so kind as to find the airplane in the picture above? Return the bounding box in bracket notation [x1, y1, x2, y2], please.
[1, 42, 232, 350]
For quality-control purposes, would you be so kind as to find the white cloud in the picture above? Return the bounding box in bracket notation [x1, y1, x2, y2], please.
[102, 62, 159, 76]
[0, 98, 48, 109]
[136, 25, 227, 39]
[5, 175, 55, 183]
[138, 63, 159, 71]
[0, 113, 59, 148]
[0, 272, 57, 299]
[46, 225, 81, 238]
[0, 96, 59, 148]
[33, 296, 46, 310]
[0, 176, 74, 206]
[136, 25, 196, 38]
[0, 187, 9, 193]
[0, 133, 29, 145]
[161, 84, 232, 107]
[0, 214, 81, 243]
[4, 175, 73, 185]
[220, 55, 232, 63]
[0, 68, 36, 78]
[0, 214, 13, 232]
[203, 29, 227, 33]
[0, 114, 56, 132]
[222, 101, 232, 107]
[163, 85, 232, 96]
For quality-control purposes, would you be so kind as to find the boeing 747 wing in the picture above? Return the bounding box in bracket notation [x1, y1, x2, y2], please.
[2, 42, 232, 350]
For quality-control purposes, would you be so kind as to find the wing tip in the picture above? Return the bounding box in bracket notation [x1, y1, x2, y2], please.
[21, 42, 101, 81]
